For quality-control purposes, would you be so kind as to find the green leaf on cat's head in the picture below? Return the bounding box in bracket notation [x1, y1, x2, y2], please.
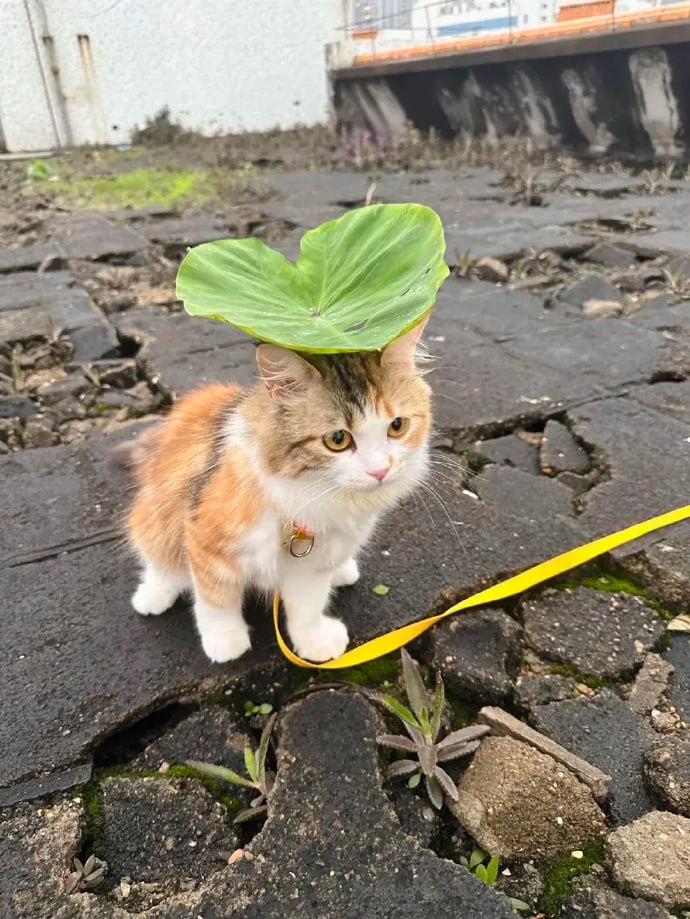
[176, 203, 448, 354]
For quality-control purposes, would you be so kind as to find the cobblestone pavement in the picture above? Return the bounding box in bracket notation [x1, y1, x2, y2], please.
[1, 156, 689, 918]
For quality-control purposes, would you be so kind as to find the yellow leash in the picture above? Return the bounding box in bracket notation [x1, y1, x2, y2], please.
[273, 503, 690, 670]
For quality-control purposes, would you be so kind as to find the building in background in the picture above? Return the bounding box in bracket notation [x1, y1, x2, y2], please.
[0, 0, 342, 152]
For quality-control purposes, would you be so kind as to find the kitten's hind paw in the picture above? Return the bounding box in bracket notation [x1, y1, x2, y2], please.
[132, 565, 187, 616]
[332, 558, 360, 588]
[132, 582, 176, 616]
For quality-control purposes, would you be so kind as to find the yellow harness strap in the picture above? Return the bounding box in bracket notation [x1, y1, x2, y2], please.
[273, 503, 690, 670]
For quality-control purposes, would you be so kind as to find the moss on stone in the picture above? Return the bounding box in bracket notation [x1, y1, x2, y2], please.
[78, 781, 105, 858]
[337, 655, 401, 689]
[556, 566, 675, 622]
[538, 839, 606, 915]
[82, 764, 242, 835]
[547, 662, 608, 691]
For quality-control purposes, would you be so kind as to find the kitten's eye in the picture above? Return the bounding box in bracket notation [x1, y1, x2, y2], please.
[388, 417, 409, 438]
[323, 430, 352, 452]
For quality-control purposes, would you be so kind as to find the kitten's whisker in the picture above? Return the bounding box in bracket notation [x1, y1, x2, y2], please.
[431, 391, 467, 408]
[413, 479, 467, 560]
[411, 489, 437, 532]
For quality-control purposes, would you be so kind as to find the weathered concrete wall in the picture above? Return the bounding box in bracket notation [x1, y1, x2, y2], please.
[0, 0, 342, 152]
[332, 24, 690, 159]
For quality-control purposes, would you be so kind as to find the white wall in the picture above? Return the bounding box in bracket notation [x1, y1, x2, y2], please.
[0, 0, 344, 152]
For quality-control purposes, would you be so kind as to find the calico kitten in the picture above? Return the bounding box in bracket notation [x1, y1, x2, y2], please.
[120, 319, 431, 664]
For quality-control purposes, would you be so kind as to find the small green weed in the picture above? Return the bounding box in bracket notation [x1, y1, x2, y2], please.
[244, 700, 273, 717]
[188, 713, 275, 823]
[463, 849, 530, 912]
[469, 847, 499, 885]
[376, 649, 489, 809]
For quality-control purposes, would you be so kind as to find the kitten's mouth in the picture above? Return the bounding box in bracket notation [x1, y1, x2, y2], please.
[358, 474, 396, 493]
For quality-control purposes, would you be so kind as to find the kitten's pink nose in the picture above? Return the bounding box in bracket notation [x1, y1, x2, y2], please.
[368, 466, 390, 482]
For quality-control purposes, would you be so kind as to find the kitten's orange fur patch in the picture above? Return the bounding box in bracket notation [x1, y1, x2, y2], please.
[128, 384, 264, 600]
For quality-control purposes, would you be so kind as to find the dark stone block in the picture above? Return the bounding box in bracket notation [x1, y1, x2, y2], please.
[431, 609, 522, 704]
[522, 587, 664, 680]
[101, 777, 238, 884]
[532, 691, 655, 823]
[560, 275, 622, 308]
[540, 420, 590, 476]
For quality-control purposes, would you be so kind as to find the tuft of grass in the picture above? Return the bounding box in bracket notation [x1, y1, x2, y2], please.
[46, 162, 270, 211]
[538, 839, 606, 915]
[51, 167, 218, 209]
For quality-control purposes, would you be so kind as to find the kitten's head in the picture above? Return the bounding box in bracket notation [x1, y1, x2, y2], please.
[253, 320, 431, 502]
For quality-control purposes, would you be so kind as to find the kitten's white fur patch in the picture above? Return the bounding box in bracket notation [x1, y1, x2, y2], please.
[193, 594, 252, 663]
[132, 564, 189, 616]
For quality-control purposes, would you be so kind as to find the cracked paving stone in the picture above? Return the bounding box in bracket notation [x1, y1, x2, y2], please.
[585, 241, 637, 270]
[664, 636, 690, 721]
[0, 395, 37, 421]
[391, 790, 442, 850]
[499, 319, 666, 389]
[570, 389, 690, 607]
[0, 270, 118, 363]
[0, 242, 61, 273]
[435, 278, 582, 341]
[449, 736, 606, 860]
[522, 587, 665, 680]
[514, 674, 578, 710]
[0, 271, 80, 313]
[1, 432, 135, 561]
[0, 800, 83, 919]
[132, 707, 248, 777]
[559, 876, 674, 918]
[540, 420, 590, 476]
[101, 777, 238, 885]
[141, 216, 227, 248]
[426, 297, 597, 432]
[430, 609, 522, 704]
[628, 653, 674, 716]
[643, 734, 690, 817]
[532, 691, 655, 823]
[49, 215, 148, 261]
[560, 275, 623, 308]
[606, 811, 690, 908]
[469, 432, 540, 475]
[114, 307, 256, 397]
[0, 541, 272, 804]
[152, 691, 516, 918]
[633, 229, 690, 257]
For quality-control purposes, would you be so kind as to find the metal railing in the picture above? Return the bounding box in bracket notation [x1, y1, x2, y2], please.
[335, 0, 690, 67]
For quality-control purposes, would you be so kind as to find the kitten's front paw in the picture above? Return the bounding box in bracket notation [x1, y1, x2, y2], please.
[332, 558, 360, 588]
[132, 582, 176, 616]
[200, 625, 252, 664]
[293, 616, 349, 663]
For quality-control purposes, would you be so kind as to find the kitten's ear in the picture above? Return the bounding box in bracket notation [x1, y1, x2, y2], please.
[381, 315, 429, 370]
[256, 344, 320, 399]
